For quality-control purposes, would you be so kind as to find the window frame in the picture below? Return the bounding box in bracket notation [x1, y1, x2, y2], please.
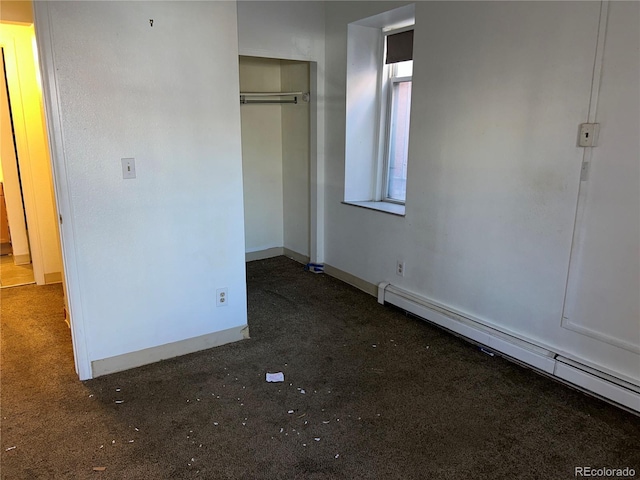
[379, 28, 413, 206]
[343, 5, 415, 216]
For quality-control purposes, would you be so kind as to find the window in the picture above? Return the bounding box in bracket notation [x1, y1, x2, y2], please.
[343, 5, 415, 215]
[383, 34, 413, 203]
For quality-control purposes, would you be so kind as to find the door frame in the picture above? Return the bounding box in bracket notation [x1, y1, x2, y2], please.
[32, 3, 91, 380]
[238, 48, 325, 265]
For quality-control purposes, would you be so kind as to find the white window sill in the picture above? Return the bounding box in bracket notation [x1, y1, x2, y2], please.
[342, 201, 405, 216]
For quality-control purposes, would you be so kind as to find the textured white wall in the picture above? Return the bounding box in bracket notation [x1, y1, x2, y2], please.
[324, 1, 639, 383]
[239, 56, 285, 253]
[42, 1, 247, 363]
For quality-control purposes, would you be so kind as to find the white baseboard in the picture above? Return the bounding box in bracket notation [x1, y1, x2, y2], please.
[283, 248, 310, 266]
[245, 247, 310, 265]
[91, 325, 249, 378]
[246, 247, 284, 262]
[324, 264, 378, 297]
[379, 282, 640, 413]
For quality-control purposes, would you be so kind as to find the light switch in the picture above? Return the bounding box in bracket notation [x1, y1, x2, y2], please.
[121, 158, 136, 179]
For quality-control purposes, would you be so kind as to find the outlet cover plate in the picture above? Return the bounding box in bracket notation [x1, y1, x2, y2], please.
[216, 288, 228, 307]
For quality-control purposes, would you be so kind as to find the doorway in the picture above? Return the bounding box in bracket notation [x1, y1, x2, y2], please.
[0, 22, 63, 292]
[239, 56, 312, 264]
[0, 47, 35, 287]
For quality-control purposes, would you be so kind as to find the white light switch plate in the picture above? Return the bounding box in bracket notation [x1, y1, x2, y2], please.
[122, 158, 136, 179]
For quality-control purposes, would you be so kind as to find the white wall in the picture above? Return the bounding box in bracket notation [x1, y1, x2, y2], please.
[344, 23, 382, 202]
[239, 56, 285, 253]
[281, 60, 310, 257]
[324, 1, 639, 384]
[36, 1, 248, 373]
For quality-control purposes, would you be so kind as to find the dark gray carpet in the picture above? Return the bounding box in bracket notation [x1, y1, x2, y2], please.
[1, 256, 639, 479]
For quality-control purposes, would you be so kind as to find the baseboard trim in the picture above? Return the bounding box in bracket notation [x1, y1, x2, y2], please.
[246, 247, 283, 262]
[324, 264, 378, 297]
[91, 325, 249, 378]
[379, 282, 640, 413]
[246, 247, 310, 266]
[44, 272, 62, 284]
[13, 254, 30, 265]
[283, 248, 310, 265]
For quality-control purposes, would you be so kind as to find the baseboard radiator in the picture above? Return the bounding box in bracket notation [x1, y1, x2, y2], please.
[378, 282, 640, 414]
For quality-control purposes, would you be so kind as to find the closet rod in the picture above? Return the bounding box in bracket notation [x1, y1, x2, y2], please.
[241, 98, 298, 105]
[239, 91, 303, 97]
[239, 91, 310, 105]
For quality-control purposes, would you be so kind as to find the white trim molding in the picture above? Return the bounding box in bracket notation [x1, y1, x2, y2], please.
[92, 325, 249, 378]
[33, 2, 92, 380]
[246, 247, 284, 262]
[324, 264, 378, 297]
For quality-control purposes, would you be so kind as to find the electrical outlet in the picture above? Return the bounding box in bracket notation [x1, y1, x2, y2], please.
[396, 261, 405, 277]
[216, 288, 228, 307]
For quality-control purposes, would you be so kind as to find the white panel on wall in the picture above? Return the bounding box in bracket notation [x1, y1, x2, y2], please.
[42, 1, 248, 363]
[562, 2, 640, 356]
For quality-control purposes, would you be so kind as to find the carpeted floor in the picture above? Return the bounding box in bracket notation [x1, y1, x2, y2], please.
[1, 256, 638, 479]
[1, 255, 35, 288]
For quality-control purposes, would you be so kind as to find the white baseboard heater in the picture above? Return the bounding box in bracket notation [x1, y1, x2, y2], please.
[378, 282, 640, 414]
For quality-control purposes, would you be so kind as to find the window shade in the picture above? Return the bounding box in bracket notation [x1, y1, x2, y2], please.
[385, 30, 414, 64]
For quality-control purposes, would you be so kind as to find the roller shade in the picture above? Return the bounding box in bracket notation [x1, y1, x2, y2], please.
[385, 30, 414, 64]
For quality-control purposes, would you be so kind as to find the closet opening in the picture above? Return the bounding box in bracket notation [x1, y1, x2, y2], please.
[239, 56, 312, 266]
